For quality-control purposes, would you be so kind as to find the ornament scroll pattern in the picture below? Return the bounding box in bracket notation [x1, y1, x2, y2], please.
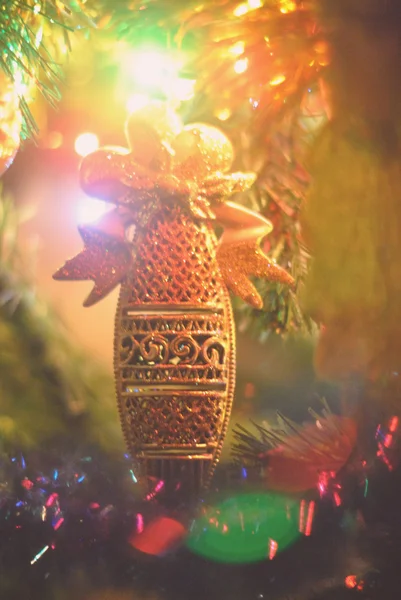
[118, 316, 227, 381]
[116, 312, 228, 447]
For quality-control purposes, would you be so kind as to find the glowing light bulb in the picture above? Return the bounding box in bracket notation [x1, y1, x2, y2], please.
[77, 197, 111, 225]
[171, 77, 196, 101]
[248, 0, 263, 8]
[234, 0, 262, 15]
[126, 93, 149, 113]
[280, 0, 297, 13]
[133, 51, 165, 85]
[229, 41, 245, 56]
[269, 74, 286, 86]
[233, 3, 249, 16]
[216, 108, 232, 121]
[128, 50, 183, 89]
[234, 58, 248, 74]
[74, 132, 99, 157]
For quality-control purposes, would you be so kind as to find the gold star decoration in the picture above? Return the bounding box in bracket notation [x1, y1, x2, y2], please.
[217, 240, 295, 309]
[53, 225, 132, 307]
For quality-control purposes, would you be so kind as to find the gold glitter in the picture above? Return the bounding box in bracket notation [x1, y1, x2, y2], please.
[217, 240, 295, 309]
[79, 112, 255, 221]
[53, 225, 131, 307]
[172, 124, 234, 180]
[201, 172, 257, 202]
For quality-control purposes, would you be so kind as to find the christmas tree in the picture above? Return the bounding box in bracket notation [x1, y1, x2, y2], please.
[2, 1, 401, 598]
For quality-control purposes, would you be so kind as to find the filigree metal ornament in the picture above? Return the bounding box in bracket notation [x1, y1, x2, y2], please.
[54, 103, 294, 496]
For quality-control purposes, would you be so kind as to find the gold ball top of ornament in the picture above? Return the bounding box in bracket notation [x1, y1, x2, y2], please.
[125, 101, 181, 169]
[172, 124, 234, 181]
[79, 102, 251, 207]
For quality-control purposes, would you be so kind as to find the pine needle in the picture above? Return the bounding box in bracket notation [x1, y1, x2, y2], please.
[0, 0, 97, 137]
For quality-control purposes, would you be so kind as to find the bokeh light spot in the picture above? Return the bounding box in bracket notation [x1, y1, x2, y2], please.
[44, 131, 63, 150]
[345, 575, 357, 589]
[187, 493, 301, 564]
[229, 41, 245, 57]
[233, 3, 249, 16]
[126, 93, 150, 113]
[234, 58, 249, 74]
[216, 108, 232, 121]
[270, 74, 286, 86]
[77, 197, 110, 225]
[127, 50, 182, 89]
[74, 132, 99, 157]
[280, 0, 297, 13]
[171, 78, 196, 102]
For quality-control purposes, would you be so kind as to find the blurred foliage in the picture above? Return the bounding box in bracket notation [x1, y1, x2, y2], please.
[0, 0, 111, 137]
[110, 0, 322, 131]
[0, 190, 121, 452]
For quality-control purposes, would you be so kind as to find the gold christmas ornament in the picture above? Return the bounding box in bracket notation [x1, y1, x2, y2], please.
[0, 73, 22, 176]
[54, 102, 293, 496]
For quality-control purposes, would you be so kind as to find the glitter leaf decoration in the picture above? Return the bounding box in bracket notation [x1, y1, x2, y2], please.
[201, 172, 257, 203]
[217, 240, 295, 309]
[53, 225, 132, 307]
